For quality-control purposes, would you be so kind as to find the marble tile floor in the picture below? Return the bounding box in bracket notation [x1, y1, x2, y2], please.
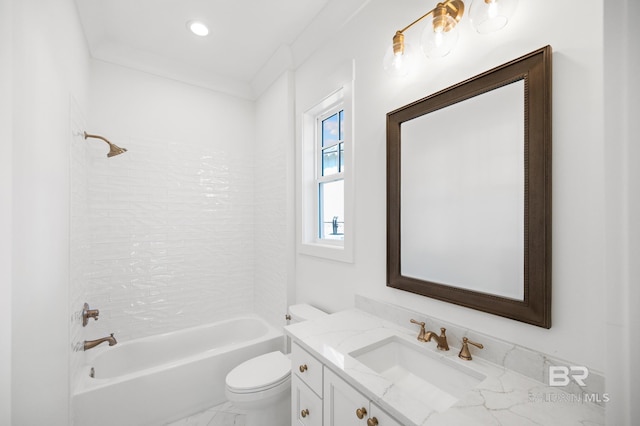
[165, 401, 246, 426]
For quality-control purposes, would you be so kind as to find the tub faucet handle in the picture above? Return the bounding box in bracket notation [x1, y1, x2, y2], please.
[82, 303, 100, 327]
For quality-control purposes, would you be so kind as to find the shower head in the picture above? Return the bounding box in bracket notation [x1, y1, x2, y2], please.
[106, 144, 127, 158]
[83, 132, 128, 158]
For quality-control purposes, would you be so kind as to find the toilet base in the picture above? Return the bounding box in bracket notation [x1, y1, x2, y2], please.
[226, 382, 291, 426]
[244, 393, 290, 426]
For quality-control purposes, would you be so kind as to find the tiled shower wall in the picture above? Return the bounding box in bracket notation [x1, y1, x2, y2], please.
[69, 98, 89, 393]
[79, 134, 255, 342]
[253, 73, 292, 327]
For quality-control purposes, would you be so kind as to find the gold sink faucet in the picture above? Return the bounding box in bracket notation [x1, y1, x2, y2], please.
[410, 320, 449, 351]
[84, 333, 117, 351]
[424, 327, 449, 351]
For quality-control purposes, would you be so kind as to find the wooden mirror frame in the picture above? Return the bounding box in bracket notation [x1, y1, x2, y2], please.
[387, 46, 552, 328]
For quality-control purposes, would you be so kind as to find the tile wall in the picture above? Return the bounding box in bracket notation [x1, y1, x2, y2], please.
[69, 98, 89, 393]
[253, 74, 292, 328]
[77, 134, 255, 343]
[254, 144, 288, 327]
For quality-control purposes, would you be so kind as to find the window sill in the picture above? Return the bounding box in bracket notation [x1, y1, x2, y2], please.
[298, 241, 353, 263]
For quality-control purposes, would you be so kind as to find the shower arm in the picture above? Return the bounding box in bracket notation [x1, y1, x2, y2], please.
[83, 132, 112, 145]
[83, 131, 128, 157]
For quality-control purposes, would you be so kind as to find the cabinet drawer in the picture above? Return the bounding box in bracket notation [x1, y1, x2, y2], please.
[292, 342, 323, 397]
[292, 374, 323, 426]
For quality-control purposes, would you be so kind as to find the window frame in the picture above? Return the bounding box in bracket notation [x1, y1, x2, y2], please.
[298, 82, 354, 263]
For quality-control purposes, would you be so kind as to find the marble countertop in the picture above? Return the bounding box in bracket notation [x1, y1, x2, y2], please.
[284, 309, 604, 426]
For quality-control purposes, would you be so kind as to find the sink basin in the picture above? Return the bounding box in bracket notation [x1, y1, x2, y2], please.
[350, 336, 485, 412]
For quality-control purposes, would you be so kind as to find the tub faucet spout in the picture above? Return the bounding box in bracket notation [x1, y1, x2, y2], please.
[84, 333, 117, 351]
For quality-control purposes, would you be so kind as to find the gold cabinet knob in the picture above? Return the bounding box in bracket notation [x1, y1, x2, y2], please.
[367, 417, 379, 426]
[299, 364, 308, 373]
[356, 407, 368, 419]
[301, 408, 309, 418]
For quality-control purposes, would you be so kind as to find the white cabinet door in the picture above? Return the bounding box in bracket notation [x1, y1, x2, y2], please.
[323, 368, 370, 426]
[369, 403, 402, 426]
[292, 374, 323, 426]
[323, 368, 403, 426]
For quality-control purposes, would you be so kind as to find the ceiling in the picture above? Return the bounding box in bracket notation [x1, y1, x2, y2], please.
[74, 0, 347, 98]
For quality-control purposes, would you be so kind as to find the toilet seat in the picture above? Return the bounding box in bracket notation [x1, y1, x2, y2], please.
[226, 351, 291, 394]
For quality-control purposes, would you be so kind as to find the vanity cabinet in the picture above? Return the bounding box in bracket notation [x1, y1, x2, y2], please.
[323, 367, 401, 426]
[291, 342, 401, 426]
[292, 374, 323, 426]
[291, 342, 323, 426]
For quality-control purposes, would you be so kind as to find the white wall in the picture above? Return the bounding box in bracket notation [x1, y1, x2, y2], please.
[6, 0, 632, 422]
[295, 0, 606, 373]
[603, 0, 640, 423]
[80, 61, 256, 344]
[10, 0, 91, 424]
[0, 0, 13, 423]
[254, 71, 296, 326]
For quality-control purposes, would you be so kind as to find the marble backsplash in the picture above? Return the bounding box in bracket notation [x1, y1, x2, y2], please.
[355, 295, 606, 405]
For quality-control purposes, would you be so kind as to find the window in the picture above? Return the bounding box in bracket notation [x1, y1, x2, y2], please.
[299, 82, 353, 262]
[318, 108, 345, 241]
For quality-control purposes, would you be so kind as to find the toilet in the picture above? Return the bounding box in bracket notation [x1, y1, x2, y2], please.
[224, 304, 327, 426]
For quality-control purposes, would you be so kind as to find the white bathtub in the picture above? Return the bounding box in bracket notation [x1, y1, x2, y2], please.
[73, 315, 283, 426]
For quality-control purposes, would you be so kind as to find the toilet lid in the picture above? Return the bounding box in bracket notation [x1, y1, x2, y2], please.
[226, 351, 291, 394]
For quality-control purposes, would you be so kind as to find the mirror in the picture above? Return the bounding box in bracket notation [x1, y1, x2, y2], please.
[387, 46, 552, 328]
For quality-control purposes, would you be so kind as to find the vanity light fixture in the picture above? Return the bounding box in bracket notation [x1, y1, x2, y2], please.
[187, 20, 209, 37]
[469, 0, 518, 34]
[383, 0, 518, 77]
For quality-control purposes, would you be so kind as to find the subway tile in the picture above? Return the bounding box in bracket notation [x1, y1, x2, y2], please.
[72, 135, 264, 343]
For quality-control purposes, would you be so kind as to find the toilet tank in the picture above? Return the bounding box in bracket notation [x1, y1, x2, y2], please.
[287, 304, 328, 324]
[285, 304, 327, 353]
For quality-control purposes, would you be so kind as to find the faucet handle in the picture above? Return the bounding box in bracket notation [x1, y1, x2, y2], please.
[82, 303, 100, 327]
[458, 337, 484, 361]
[410, 319, 427, 342]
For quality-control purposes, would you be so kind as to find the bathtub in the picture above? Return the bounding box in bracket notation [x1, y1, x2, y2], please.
[73, 315, 283, 426]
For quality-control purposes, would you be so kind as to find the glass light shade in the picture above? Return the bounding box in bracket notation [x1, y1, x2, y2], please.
[383, 42, 416, 77]
[420, 15, 459, 58]
[469, 0, 518, 34]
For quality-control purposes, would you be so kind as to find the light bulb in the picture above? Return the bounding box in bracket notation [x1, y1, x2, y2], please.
[383, 43, 416, 77]
[469, 0, 518, 34]
[421, 15, 459, 58]
[187, 20, 209, 37]
[488, 2, 498, 19]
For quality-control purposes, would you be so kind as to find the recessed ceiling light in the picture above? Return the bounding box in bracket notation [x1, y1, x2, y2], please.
[187, 20, 209, 37]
